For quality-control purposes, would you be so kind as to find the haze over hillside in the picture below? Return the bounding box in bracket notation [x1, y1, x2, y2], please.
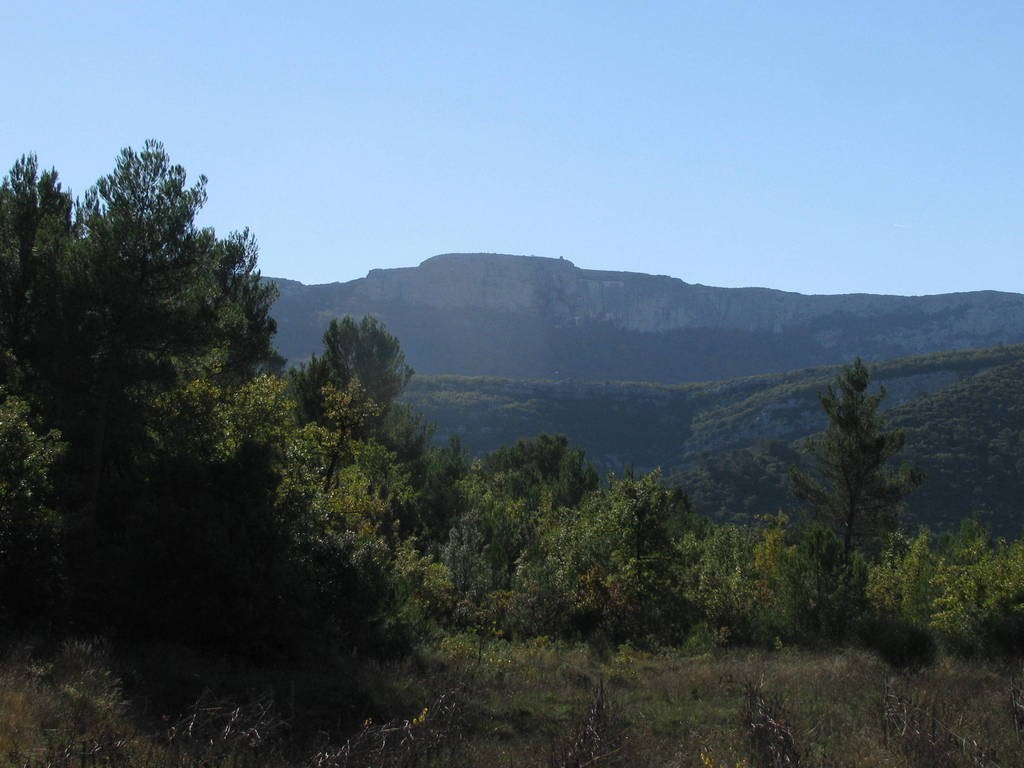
[403, 345, 1024, 536]
[270, 253, 1024, 382]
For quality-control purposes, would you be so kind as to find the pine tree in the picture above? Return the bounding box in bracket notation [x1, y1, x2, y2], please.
[789, 358, 923, 557]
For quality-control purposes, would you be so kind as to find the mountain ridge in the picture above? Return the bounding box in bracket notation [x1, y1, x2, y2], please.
[268, 253, 1024, 381]
[272, 251, 1018, 299]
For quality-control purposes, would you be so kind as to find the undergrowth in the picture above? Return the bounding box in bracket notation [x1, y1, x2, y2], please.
[0, 635, 1020, 767]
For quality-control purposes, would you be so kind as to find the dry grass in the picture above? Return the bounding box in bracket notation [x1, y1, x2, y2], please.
[418, 638, 1023, 767]
[0, 638, 151, 767]
[882, 662, 1019, 768]
[0, 636, 1021, 768]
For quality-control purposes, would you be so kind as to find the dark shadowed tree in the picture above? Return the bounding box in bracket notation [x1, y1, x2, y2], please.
[0, 389, 64, 620]
[289, 315, 413, 429]
[0, 154, 76, 393]
[481, 433, 599, 511]
[67, 143, 278, 527]
[208, 228, 282, 382]
[0, 144, 282, 631]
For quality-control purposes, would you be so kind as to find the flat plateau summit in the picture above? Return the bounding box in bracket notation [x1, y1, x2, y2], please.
[270, 253, 1024, 381]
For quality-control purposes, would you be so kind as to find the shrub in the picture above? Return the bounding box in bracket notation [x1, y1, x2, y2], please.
[858, 616, 937, 670]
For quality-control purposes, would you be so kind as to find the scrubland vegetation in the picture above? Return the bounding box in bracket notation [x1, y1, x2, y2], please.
[2, 638, 1022, 766]
[2, 145, 1024, 766]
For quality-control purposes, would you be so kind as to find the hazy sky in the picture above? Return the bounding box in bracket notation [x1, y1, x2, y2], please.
[3, 2, 1022, 295]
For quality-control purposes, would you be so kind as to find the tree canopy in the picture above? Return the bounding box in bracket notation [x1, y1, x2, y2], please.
[289, 315, 414, 429]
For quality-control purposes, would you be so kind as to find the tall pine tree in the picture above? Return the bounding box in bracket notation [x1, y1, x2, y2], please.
[789, 358, 923, 557]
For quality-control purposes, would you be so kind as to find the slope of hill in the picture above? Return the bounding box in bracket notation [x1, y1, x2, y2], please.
[269, 253, 1024, 382]
[677, 358, 1024, 536]
[402, 345, 1024, 535]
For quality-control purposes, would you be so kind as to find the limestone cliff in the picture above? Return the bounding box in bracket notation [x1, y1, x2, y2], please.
[269, 253, 1024, 382]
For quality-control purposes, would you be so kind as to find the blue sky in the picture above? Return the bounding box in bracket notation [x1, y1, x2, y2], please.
[3, 2, 1022, 295]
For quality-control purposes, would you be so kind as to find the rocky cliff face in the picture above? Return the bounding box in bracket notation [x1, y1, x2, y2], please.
[355, 253, 1024, 336]
[269, 253, 1024, 381]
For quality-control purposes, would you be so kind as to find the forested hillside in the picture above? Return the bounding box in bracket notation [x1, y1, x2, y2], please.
[403, 345, 1024, 534]
[677, 355, 1024, 536]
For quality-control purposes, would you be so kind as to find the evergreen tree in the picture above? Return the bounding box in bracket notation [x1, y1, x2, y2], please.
[0, 144, 282, 633]
[789, 358, 922, 557]
[289, 315, 413, 430]
[0, 154, 76, 392]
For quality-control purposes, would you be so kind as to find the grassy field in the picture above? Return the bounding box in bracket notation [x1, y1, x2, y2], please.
[1, 635, 1021, 767]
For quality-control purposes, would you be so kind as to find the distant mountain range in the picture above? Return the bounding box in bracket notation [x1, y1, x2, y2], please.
[269, 253, 1024, 381]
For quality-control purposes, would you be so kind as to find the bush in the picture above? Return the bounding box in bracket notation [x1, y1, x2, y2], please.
[0, 391, 64, 621]
[858, 616, 937, 670]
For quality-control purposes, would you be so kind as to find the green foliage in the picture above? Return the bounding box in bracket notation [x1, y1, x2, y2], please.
[867, 531, 937, 626]
[129, 371, 429, 656]
[117, 375, 294, 651]
[859, 521, 1024, 661]
[415, 435, 470, 542]
[894, 359, 1024, 533]
[859, 615, 937, 670]
[929, 524, 1024, 657]
[540, 470, 699, 643]
[391, 539, 456, 637]
[790, 358, 923, 556]
[207, 228, 282, 381]
[0, 155, 75, 388]
[0, 389, 64, 619]
[781, 524, 868, 643]
[0, 145, 438, 656]
[69, 141, 277, 441]
[440, 433, 600, 629]
[443, 470, 536, 606]
[683, 525, 761, 645]
[289, 315, 413, 429]
[480, 433, 599, 511]
[0, 145, 281, 623]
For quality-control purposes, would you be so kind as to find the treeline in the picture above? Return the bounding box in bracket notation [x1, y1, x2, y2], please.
[2, 145, 1022, 667]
